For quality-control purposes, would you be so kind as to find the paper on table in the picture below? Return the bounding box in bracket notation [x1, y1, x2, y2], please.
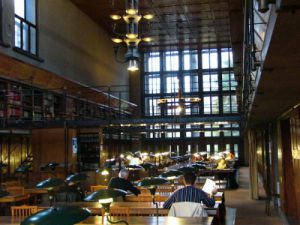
[202, 178, 217, 195]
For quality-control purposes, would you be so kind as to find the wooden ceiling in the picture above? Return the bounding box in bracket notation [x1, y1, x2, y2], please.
[70, 0, 244, 51]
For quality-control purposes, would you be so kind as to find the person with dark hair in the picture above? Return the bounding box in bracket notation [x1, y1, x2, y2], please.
[163, 172, 215, 209]
[108, 169, 141, 196]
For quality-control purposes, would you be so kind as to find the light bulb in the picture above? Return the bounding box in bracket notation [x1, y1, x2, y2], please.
[127, 59, 139, 71]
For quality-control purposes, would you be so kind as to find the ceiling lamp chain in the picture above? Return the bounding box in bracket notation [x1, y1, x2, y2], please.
[110, 0, 154, 71]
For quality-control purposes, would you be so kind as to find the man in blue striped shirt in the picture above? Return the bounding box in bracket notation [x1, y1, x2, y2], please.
[163, 172, 215, 209]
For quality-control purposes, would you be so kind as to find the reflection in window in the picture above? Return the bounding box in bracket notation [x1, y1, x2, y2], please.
[164, 51, 179, 71]
[202, 49, 218, 69]
[222, 72, 237, 91]
[183, 50, 198, 70]
[14, 0, 37, 55]
[203, 73, 218, 92]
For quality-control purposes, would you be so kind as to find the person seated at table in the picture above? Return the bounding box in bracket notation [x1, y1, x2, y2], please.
[163, 172, 215, 209]
[108, 168, 141, 196]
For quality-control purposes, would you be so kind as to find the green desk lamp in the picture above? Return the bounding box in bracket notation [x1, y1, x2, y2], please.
[36, 178, 64, 206]
[65, 173, 88, 200]
[178, 166, 195, 173]
[85, 188, 128, 225]
[138, 177, 168, 218]
[20, 206, 90, 225]
[160, 170, 183, 191]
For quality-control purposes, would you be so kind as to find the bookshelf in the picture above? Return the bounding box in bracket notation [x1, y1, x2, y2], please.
[77, 132, 101, 171]
[0, 77, 134, 123]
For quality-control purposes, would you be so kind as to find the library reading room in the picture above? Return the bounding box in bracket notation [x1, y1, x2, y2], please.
[0, 0, 300, 225]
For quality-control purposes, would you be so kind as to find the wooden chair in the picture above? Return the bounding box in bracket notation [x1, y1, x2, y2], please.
[90, 185, 108, 192]
[11, 205, 38, 216]
[109, 206, 129, 217]
[6, 186, 25, 195]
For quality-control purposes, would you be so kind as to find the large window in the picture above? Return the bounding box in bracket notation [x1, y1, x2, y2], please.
[143, 48, 238, 116]
[14, 0, 37, 55]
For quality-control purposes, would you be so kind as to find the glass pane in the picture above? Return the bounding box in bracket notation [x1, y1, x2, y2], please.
[190, 53, 198, 70]
[221, 49, 230, 68]
[203, 96, 211, 114]
[204, 131, 211, 137]
[165, 76, 179, 93]
[26, 0, 36, 24]
[22, 23, 29, 51]
[214, 144, 219, 153]
[14, 18, 21, 48]
[234, 144, 239, 158]
[210, 50, 218, 69]
[148, 53, 160, 72]
[183, 54, 190, 70]
[15, 0, 25, 18]
[202, 50, 209, 69]
[203, 75, 210, 92]
[30, 27, 36, 54]
[211, 96, 219, 114]
[223, 95, 230, 113]
[184, 76, 190, 92]
[211, 74, 218, 91]
[165, 51, 179, 71]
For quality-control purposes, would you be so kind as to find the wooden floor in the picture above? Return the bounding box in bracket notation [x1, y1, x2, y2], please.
[225, 167, 285, 225]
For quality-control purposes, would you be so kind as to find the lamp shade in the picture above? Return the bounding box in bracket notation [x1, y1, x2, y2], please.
[20, 206, 90, 225]
[15, 164, 31, 174]
[160, 170, 183, 178]
[84, 189, 127, 202]
[127, 165, 143, 170]
[36, 178, 64, 189]
[65, 173, 88, 183]
[178, 166, 196, 173]
[191, 164, 206, 170]
[138, 177, 167, 187]
[45, 162, 59, 169]
[0, 190, 9, 198]
[140, 163, 155, 170]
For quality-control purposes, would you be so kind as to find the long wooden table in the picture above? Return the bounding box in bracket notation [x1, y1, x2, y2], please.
[0, 194, 30, 203]
[0, 216, 213, 225]
[76, 216, 214, 225]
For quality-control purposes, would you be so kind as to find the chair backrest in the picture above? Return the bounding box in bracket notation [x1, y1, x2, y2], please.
[109, 206, 129, 217]
[11, 205, 38, 217]
[6, 186, 25, 195]
[168, 202, 207, 217]
[90, 185, 107, 192]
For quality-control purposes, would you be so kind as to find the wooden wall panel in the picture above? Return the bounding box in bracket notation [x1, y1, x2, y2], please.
[32, 128, 77, 180]
[289, 108, 300, 222]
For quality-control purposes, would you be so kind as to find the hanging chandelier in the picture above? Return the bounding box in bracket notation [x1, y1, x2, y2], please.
[110, 0, 154, 71]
